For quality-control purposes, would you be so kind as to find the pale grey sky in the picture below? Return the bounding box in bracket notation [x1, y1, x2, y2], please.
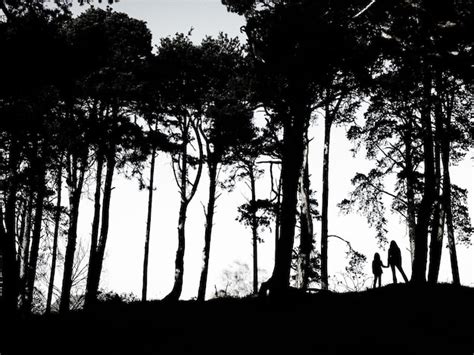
[60, 0, 473, 300]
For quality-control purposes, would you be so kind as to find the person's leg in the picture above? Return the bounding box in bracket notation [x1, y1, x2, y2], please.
[378, 275, 381, 288]
[391, 264, 397, 284]
[397, 264, 409, 283]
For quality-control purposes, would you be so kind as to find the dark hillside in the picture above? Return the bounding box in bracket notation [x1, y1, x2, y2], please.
[2, 284, 473, 354]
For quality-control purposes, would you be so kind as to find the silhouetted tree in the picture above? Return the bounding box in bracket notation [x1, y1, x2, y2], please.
[196, 34, 256, 301]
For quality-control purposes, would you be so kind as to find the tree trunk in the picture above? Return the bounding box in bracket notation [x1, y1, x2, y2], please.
[60, 153, 86, 312]
[46, 163, 63, 314]
[269, 105, 308, 294]
[298, 141, 313, 290]
[249, 166, 259, 295]
[197, 162, 218, 301]
[24, 166, 46, 313]
[428, 98, 445, 284]
[441, 91, 460, 286]
[84, 153, 104, 307]
[403, 122, 416, 266]
[85, 151, 115, 308]
[274, 174, 281, 261]
[1, 140, 20, 314]
[412, 65, 434, 284]
[19, 190, 34, 304]
[321, 113, 332, 290]
[142, 147, 157, 302]
[17, 196, 28, 266]
[165, 118, 203, 301]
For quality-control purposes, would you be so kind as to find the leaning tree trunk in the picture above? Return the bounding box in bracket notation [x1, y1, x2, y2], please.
[84, 152, 104, 307]
[321, 112, 332, 290]
[142, 147, 157, 302]
[46, 163, 63, 314]
[441, 92, 460, 286]
[85, 151, 115, 308]
[197, 162, 218, 301]
[412, 65, 435, 284]
[60, 153, 86, 312]
[269, 104, 308, 294]
[24, 166, 46, 313]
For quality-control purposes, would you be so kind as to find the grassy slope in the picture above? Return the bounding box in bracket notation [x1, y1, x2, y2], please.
[3, 284, 474, 354]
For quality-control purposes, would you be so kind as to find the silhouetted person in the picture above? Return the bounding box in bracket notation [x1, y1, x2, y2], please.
[372, 252, 386, 288]
[387, 241, 409, 284]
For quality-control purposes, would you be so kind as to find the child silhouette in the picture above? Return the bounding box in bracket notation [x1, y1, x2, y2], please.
[372, 252, 386, 288]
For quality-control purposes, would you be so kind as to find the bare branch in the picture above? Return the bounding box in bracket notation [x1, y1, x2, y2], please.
[354, 0, 377, 18]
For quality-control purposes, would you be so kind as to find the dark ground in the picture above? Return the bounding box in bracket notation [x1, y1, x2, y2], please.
[2, 284, 473, 355]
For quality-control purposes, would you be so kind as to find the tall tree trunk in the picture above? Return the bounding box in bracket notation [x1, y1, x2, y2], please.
[85, 151, 115, 308]
[165, 118, 203, 301]
[321, 113, 332, 290]
[84, 153, 104, 307]
[269, 104, 308, 294]
[19, 190, 34, 304]
[16, 197, 27, 265]
[46, 163, 63, 314]
[403, 122, 417, 266]
[60, 153, 86, 312]
[412, 65, 435, 284]
[441, 91, 460, 285]
[274, 174, 281, 261]
[197, 162, 218, 301]
[298, 141, 313, 290]
[428, 97, 445, 284]
[142, 147, 157, 302]
[2, 140, 20, 314]
[24, 165, 46, 313]
[249, 166, 259, 295]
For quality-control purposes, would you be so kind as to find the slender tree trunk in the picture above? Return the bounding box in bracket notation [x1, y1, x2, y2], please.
[84, 153, 104, 307]
[166, 126, 189, 301]
[298, 140, 313, 290]
[403, 123, 417, 266]
[142, 147, 157, 302]
[269, 104, 308, 294]
[412, 65, 434, 284]
[441, 91, 460, 285]
[46, 163, 63, 314]
[60, 153, 86, 312]
[197, 162, 218, 301]
[19, 190, 34, 304]
[24, 165, 46, 313]
[2, 140, 20, 314]
[17, 197, 27, 265]
[249, 166, 259, 295]
[85, 151, 115, 308]
[321, 113, 332, 290]
[428, 99, 445, 284]
[274, 174, 281, 261]
[165, 118, 203, 301]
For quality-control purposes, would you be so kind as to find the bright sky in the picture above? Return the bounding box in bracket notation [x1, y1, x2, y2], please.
[58, 0, 473, 300]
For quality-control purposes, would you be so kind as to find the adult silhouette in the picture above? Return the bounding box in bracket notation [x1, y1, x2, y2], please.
[372, 252, 386, 288]
[387, 241, 409, 283]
